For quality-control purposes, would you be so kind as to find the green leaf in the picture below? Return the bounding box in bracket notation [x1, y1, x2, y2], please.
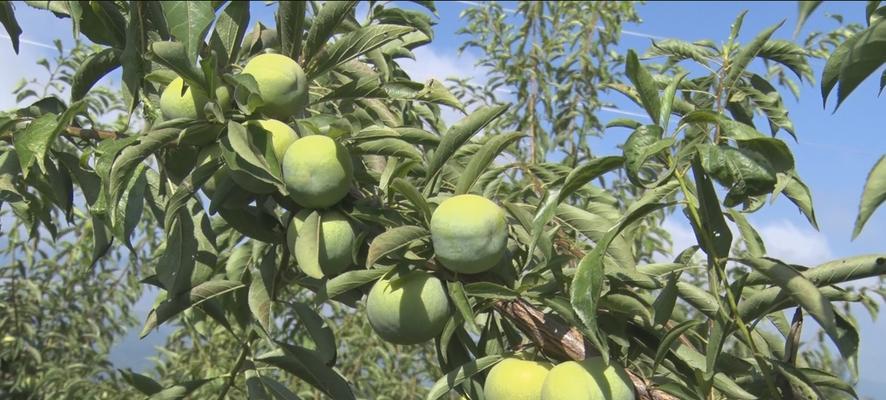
[571, 198, 675, 362]
[160, 1, 215, 64]
[455, 132, 523, 194]
[163, 158, 220, 232]
[307, 24, 416, 79]
[623, 125, 671, 187]
[737, 258, 846, 360]
[316, 266, 393, 303]
[390, 178, 432, 224]
[653, 320, 704, 371]
[149, 378, 214, 400]
[795, 1, 822, 36]
[625, 49, 661, 123]
[425, 104, 508, 184]
[71, 47, 120, 102]
[259, 377, 302, 400]
[14, 114, 57, 178]
[852, 155, 886, 239]
[780, 173, 818, 229]
[352, 137, 422, 160]
[660, 72, 689, 128]
[140, 280, 244, 338]
[366, 225, 428, 268]
[217, 206, 283, 243]
[210, 0, 250, 65]
[836, 19, 886, 107]
[698, 144, 777, 207]
[653, 271, 681, 327]
[302, 1, 358, 63]
[149, 41, 206, 90]
[296, 210, 322, 275]
[677, 282, 720, 319]
[726, 209, 765, 257]
[249, 270, 273, 332]
[314, 76, 386, 104]
[291, 302, 337, 365]
[690, 157, 733, 259]
[724, 20, 785, 89]
[447, 281, 479, 335]
[277, 1, 306, 60]
[119, 369, 163, 395]
[257, 343, 356, 400]
[462, 282, 518, 300]
[0, 2, 22, 53]
[425, 355, 503, 400]
[527, 157, 624, 263]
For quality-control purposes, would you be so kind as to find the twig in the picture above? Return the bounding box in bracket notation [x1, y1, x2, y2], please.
[494, 298, 678, 400]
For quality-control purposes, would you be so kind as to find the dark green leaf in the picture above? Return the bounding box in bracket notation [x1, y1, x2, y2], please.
[257, 343, 356, 400]
[140, 280, 244, 338]
[160, 1, 214, 64]
[626, 49, 661, 123]
[425, 104, 508, 184]
[724, 20, 785, 89]
[366, 225, 428, 267]
[277, 1, 306, 60]
[455, 132, 523, 194]
[71, 48, 120, 102]
[210, 0, 250, 65]
[307, 24, 416, 79]
[853, 155, 886, 239]
[303, 1, 358, 63]
[0, 2, 22, 53]
[425, 355, 503, 400]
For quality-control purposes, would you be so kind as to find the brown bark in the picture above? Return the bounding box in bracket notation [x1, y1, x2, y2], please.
[494, 298, 677, 400]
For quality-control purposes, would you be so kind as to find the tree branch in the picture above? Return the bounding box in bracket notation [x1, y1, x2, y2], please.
[494, 298, 677, 400]
[64, 126, 125, 140]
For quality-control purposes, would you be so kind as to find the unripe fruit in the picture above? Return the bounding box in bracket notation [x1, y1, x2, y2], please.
[541, 358, 635, 400]
[484, 357, 553, 400]
[366, 270, 449, 345]
[287, 209, 355, 279]
[245, 119, 298, 163]
[282, 135, 353, 209]
[160, 77, 230, 120]
[241, 53, 307, 119]
[430, 194, 507, 274]
[197, 144, 254, 207]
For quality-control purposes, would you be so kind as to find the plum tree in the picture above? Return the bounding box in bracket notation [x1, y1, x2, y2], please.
[366, 270, 450, 345]
[541, 358, 635, 400]
[430, 194, 507, 274]
[287, 209, 355, 279]
[1, 1, 883, 399]
[240, 53, 308, 119]
[483, 357, 552, 400]
[282, 135, 354, 208]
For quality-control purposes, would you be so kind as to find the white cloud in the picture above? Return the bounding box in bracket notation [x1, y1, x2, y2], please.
[756, 219, 833, 266]
[659, 216, 834, 267]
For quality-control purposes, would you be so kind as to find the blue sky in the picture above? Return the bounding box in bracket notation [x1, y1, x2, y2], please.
[2, 0, 884, 397]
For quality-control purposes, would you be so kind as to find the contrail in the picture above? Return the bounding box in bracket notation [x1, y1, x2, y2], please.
[0, 33, 57, 50]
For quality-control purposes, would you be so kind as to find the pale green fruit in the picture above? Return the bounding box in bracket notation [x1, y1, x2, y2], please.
[160, 77, 230, 120]
[287, 209, 355, 279]
[541, 358, 635, 400]
[484, 357, 553, 400]
[196, 144, 254, 207]
[245, 119, 298, 163]
[241, 53, 307, 119]
[430, 194, 507, 274]
[282, 135, 353, 209]
[366, 270, 449, 345]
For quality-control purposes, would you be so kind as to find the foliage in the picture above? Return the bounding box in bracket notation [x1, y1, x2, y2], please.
[0, 1, 882, 400]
